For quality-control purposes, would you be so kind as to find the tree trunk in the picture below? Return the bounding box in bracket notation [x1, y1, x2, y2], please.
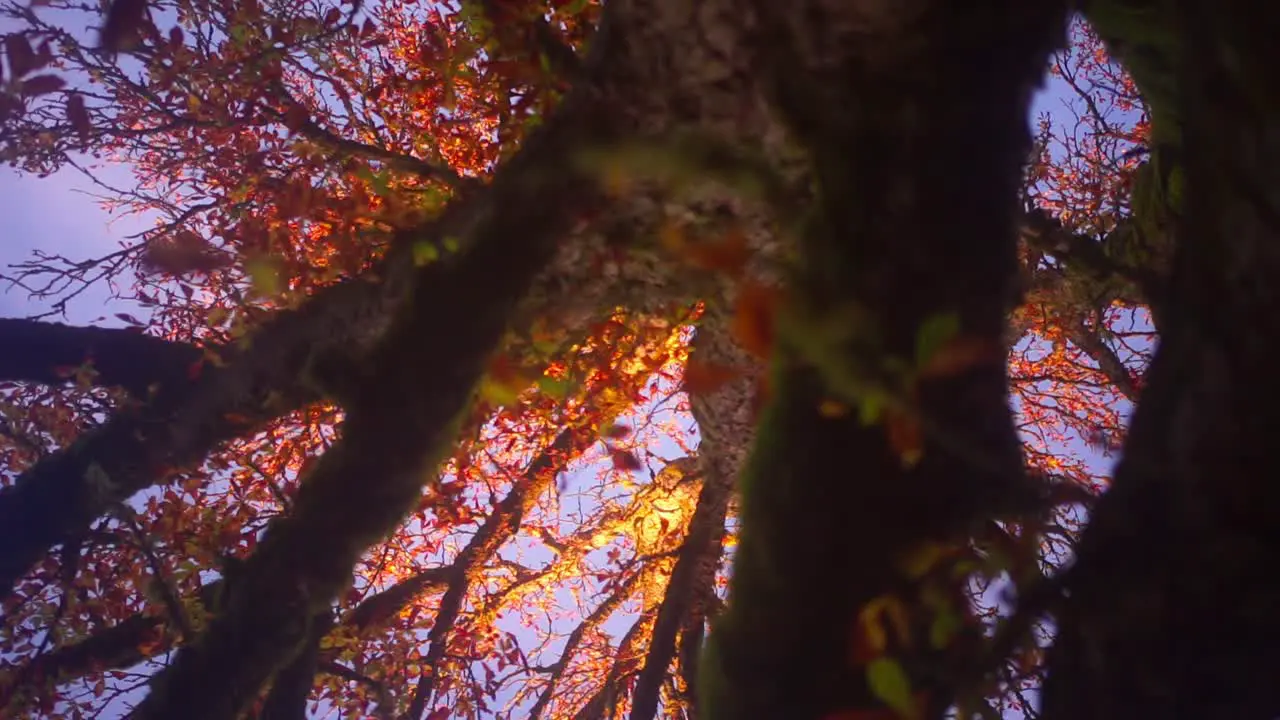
[1042, 3, 1280, 717]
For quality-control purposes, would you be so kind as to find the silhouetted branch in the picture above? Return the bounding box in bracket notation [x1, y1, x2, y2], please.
[0, 318, 201, 395]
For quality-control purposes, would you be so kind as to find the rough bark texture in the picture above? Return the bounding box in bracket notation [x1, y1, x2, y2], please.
[1041, 3, 1280, 718]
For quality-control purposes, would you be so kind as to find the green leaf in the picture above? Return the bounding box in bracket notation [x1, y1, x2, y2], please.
[929, 607, 962, 649]
[914, 312, 961, 368]
[413, 241, 439, 266]
[536, 376, 571, 400]
[245, 256, 282, 298]
[866, 658, 914, 717]
[857, 392, 885, 426]
[479, 377, 521, 407]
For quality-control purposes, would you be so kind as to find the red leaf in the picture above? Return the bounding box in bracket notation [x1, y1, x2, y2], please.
[52, 365, 78, 379]
[611, 450, 642, 472]
[100, 0, 149, 52]
[20, 73, 63, 97]
[34, 40, 53, 68]
[322, 8, 342, 25]
[682, 358, 741, 396]
[66, 93, 91, 140]
[603, 423, 632, 440]
[168, 26, 184, 46]
[731, 282, 780, 359]
[283, 105, 310, 131]
[114, 312, 143, 326]
[5, 35, 35, 78]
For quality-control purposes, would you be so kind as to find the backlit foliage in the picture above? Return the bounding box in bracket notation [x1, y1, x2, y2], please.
[1, 4, 1149, 718]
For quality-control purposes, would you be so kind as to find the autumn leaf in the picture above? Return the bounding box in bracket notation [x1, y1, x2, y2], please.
[865, 658, 917, 719]
[818, 398, 850, 418]
[682, 358, 741, 395]
[610, 449, 642, 472]
[913, 313, 961, 368]
[854, 595, 912, 665]
[884, 409, 923, 468]
[677, 227, 752, 277]
[20, 74, 64, 97]
[918, 334, 1003, 380]
[5, 35, 35, 77]
[895, 541, 959, 580]
[99, 0, 149, 52]
[603, 423, 632, 439]
[66, 93, 91, 141]
[245, 255, 283, 298]
[731, 282, 779, 359]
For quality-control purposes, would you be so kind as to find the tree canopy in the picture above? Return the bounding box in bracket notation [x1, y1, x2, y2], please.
[0, 0, 1276, 719]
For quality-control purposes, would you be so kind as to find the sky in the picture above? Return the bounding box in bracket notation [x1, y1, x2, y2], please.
[0, 9, 1125, 719]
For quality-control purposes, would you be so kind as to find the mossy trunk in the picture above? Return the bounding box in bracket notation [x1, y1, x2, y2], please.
[1042, 2, 1280, 717]
[699, 3, 1069, 718]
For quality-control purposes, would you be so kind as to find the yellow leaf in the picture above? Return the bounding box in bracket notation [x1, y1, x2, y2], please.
[207, 306, 229, 327]
[245, 256, 282, 298]
[866, 658, 917, 719]
[857, 595, 912, 655]
[413, 241, 439, 266]
[896, 541, 956, 580]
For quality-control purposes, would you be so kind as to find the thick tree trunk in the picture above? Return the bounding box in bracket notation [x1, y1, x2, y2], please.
[699, 2, 1068, 718]
[1041, 3, 1280, 718]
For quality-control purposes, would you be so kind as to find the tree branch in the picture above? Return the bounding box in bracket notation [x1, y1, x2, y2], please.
[130, 35, 624, 714]
[628, 467, 732, 720]
[401, 422, 605, 720]
[0, 317, 201, 395]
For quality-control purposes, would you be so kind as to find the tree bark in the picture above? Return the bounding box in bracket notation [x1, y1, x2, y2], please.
[699, 2, 1068, 718]
[1041, 3, 1280, 717]
[0, 318, 202, 395]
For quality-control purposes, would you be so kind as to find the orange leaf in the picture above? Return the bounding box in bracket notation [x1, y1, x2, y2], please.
[611, 450, 642, 471]
[918, 335, 1002, 380]
[683, 228, 751, 277]
[731, 282, 779, 359]
[848, 612, 882, 666]
[818, 399, 850, 418]
[682, 358, 741, 395]
[885, 409, 923, 467]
